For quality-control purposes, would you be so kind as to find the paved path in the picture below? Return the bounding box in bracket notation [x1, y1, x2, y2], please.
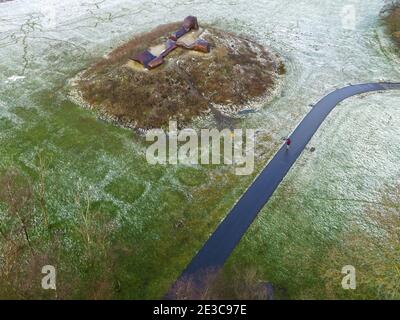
[177, 82, 400, 284]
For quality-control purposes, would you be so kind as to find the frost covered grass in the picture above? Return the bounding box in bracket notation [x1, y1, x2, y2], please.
[222, 92, 400, 299]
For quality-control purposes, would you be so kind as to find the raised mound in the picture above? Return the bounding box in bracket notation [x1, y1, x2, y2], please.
[71, 22, 284, 131]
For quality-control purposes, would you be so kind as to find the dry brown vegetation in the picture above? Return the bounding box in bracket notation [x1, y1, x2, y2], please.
[0, 168, 118, 299]
[169, 266, 273, 300]
[382, 1, 400, 44]
[76, 23, 282, 130]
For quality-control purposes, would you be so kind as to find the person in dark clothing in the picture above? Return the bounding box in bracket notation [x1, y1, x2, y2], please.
[286, 137, 291, 151]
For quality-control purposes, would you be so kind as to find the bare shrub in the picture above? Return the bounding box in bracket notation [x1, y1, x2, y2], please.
[0, 169, 35, 252]
[0, 168, 119, 299]
[0, 169, 45, 298]
[169, 266, 272, 300]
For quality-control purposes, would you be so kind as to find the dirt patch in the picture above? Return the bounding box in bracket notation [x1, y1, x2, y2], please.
[71, 22, 284, 131]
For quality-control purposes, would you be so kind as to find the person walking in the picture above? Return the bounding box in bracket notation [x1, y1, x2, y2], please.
[286, 137, 291, 151]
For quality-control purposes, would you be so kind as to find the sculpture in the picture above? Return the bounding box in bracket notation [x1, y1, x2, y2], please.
[134, 39, 178, 69]
[131, 16, 210, 69]
[169, 16, 199, 41]
[176, 38, 210, 53]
